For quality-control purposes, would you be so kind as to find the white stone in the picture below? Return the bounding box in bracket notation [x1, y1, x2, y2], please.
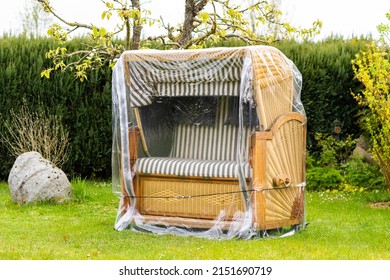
[8, 151, 72, 203]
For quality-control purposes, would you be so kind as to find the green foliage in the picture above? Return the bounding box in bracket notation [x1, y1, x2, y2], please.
[306, 133, 387, 192]
[306, 166, 343, 191]
[340, 158, 387, 191]
[314, 133, 356, 166]
[352, 42, 390, 189]
[0, 36, 112, 179]
[306, 159, 387, 192]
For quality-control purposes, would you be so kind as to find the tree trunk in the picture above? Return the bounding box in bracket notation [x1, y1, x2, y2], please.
[176, 0, 208, 48]
[131, 0, 142, 50]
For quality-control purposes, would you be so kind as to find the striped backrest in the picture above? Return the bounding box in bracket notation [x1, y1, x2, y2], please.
[169, 97, 252, 162]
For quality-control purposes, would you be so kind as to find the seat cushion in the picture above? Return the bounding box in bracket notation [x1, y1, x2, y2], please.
[135, 157, 251, 179]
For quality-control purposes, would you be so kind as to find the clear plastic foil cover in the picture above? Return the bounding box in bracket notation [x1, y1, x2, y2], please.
[112, 46, 306, 239]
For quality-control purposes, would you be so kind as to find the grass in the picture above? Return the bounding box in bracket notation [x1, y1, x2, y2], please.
[0, 180, 389, 260]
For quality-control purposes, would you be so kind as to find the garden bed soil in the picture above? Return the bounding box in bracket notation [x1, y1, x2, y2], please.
[369, 201, 390, 209]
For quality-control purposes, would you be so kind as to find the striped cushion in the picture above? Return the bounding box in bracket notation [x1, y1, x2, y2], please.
[170, 97, 251, 162]
[135, 157, 251, 178]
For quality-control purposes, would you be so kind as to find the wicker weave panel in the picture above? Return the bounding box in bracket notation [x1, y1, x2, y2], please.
[254, 78, 293, 130]
[264, 187, 304, 223]
[137, 176, 246, 220]
[263, 114, 305, 224]
[265, 114, 305, 188]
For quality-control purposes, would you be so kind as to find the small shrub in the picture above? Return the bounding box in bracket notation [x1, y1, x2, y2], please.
[306, 156, 387, 192]
[307, 130, 386, 192]
[341, 158, 387, 191]
[306, 166, 343, 191]
[314, 133, 356, 166]
[1, 105, 69, 167]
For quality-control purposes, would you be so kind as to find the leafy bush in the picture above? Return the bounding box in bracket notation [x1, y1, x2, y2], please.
[340, 158, 387, 191]
[306, 134, 387, 192]
[306, 124, 386, 192]
[306, 161, 387, 192]
[314, 133, 356, 166]
[306, 166, 343, 191]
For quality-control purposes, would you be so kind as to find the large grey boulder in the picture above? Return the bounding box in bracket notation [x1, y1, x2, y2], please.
[8, 151, 72, 204]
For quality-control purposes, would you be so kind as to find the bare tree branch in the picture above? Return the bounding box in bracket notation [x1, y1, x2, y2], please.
[37, 0, 93, 30]
[37, 0, 321, 81]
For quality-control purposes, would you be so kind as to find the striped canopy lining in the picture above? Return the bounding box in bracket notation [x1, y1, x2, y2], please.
[128, 57, 244, 107]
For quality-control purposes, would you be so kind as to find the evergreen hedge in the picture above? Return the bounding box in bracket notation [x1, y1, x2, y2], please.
[0, 36, 369, 180]
[0, 36, 112, 179]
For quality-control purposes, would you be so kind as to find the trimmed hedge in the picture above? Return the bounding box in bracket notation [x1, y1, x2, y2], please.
[0, 36, 112, 179]
[0, 36, 369, 179]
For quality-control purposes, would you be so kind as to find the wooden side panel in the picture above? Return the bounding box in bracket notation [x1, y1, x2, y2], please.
[250, 112, 306, 230]
[128, 127, 139, 167]
[250, 131, 272, 230]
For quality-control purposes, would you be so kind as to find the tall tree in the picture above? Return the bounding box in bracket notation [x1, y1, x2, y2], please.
[20, 0, 52, 37]
[37, 0, 321, 80]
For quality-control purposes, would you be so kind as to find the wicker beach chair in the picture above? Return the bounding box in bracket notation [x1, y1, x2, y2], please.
[112, 46, 306, 238]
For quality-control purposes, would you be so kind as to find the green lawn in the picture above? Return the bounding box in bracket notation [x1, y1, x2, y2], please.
[0, 180, 389, 260]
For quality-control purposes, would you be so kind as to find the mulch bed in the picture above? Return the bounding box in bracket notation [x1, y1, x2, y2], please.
[369, 201, 390, 209]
